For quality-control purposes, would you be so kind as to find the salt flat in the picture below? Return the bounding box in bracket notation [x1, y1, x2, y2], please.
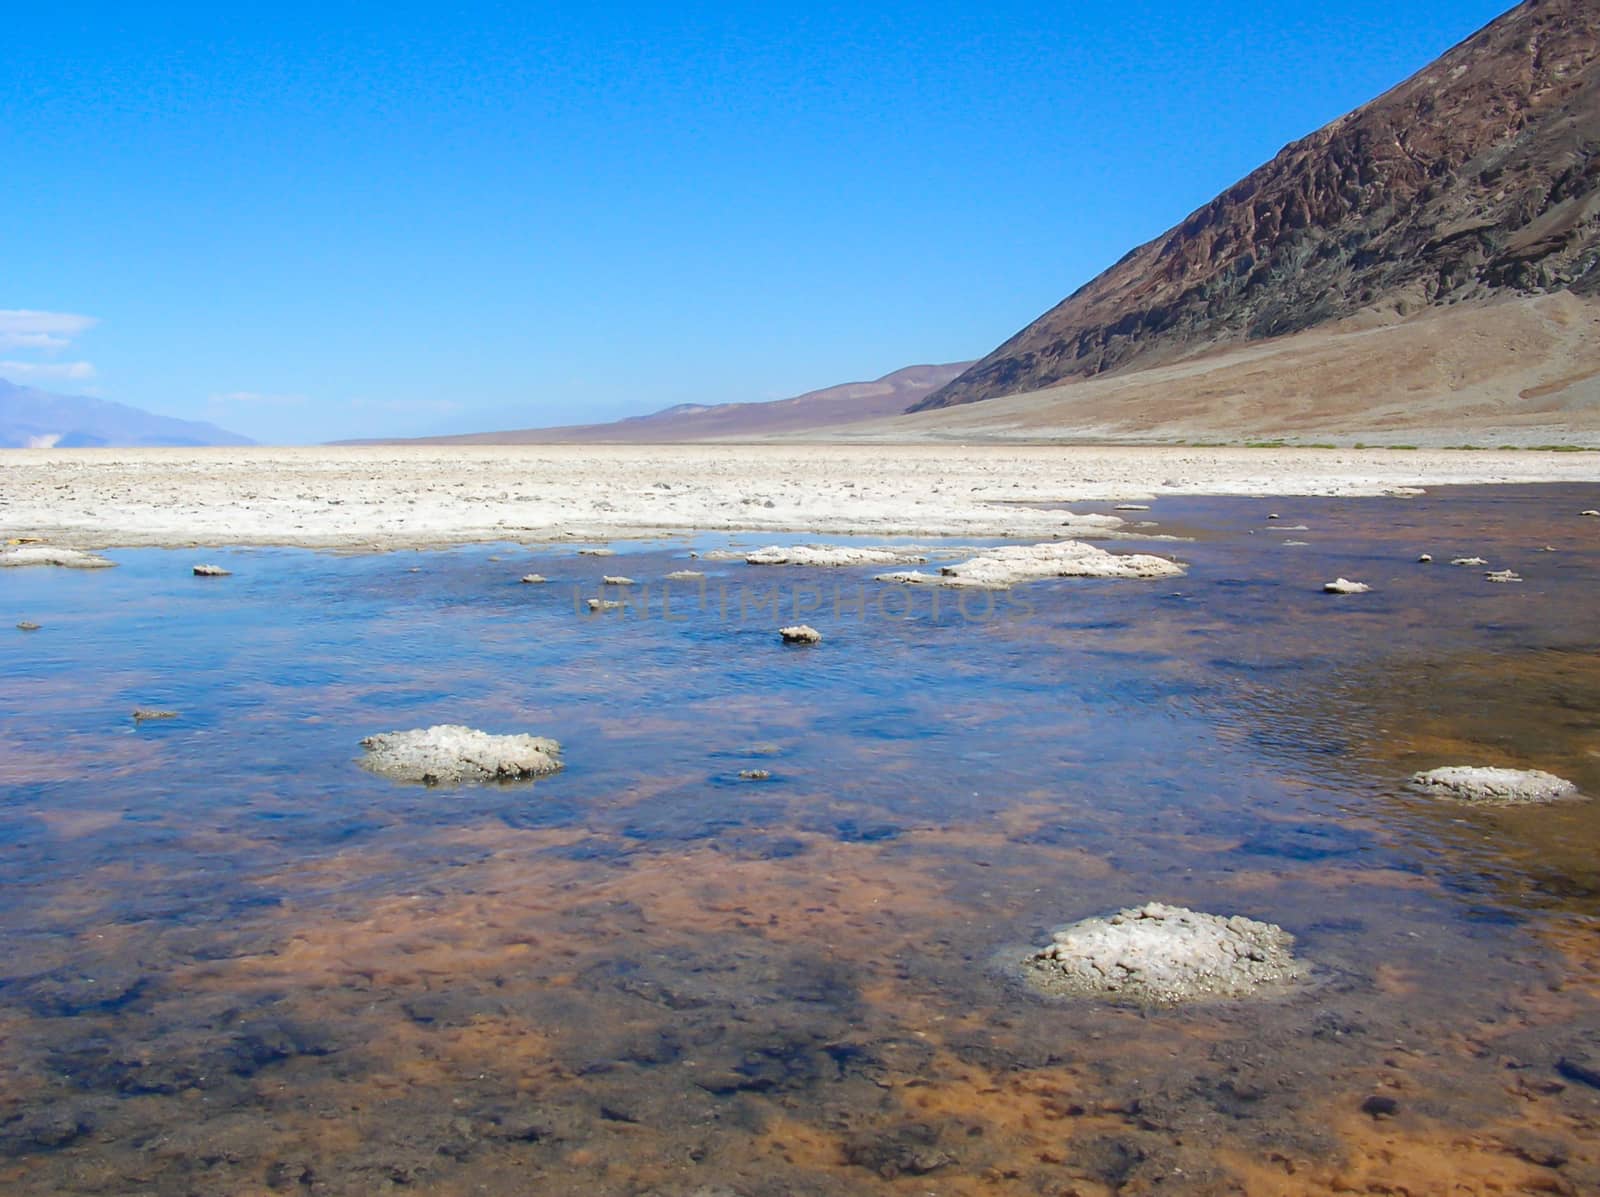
[1, 443, 1595, 549]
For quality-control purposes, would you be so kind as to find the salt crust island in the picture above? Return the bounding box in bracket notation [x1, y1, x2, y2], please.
[1024, 902, 1307, 1006]
[876, 541, 1186, 589]
[1411, 766, 1580, 805]
[1323, 577, 1372, 594]
[0, 544, 115, 569]
[359, 725, 564, 786]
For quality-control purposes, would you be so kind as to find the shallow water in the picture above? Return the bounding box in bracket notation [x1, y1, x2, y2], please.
[3, 485, 1600, 1195]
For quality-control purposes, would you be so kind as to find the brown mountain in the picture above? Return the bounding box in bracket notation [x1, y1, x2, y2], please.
[398, 362, 970, 444]
[915, 0, 1600, 413]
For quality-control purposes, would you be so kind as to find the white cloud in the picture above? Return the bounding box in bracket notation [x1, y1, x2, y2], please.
[0, 309, 98, 352]
[0, 360, 97, 381]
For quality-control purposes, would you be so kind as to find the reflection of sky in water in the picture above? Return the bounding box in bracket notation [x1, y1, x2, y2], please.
[2, 484, 1599, 1194]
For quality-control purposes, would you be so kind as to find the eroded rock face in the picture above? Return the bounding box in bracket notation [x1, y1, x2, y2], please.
[1024, 902, 1305, 1006]
[359, 725, 563, 786]
[0, 545, 115, 569]
[918, 0, 1600, 410]
[1411, 765, 1578, 805]
[877, 541, 1184, 589]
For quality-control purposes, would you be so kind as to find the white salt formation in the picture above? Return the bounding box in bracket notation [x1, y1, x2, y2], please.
[1411, 766, 1578, 805]
[779, 624, 822, 644]
[360, 724, 563, 785]
[1323, 578, 1370, 593]
[1025, 902, 1305, 1006]
[0, 545, 115, 569]
[876, 541, 1184, 590]
[520, 573, 547, 584]
[745, 545, 925, 567]
[193, 563, 231, 576]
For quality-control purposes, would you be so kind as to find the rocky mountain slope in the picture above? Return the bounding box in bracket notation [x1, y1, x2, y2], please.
[394, 362, 970, 444]
[916, 0, 1600, 412]
[0, 378, 251, 448]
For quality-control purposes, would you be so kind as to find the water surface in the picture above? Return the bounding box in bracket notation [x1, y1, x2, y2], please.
[3, 485, 1599, 1195]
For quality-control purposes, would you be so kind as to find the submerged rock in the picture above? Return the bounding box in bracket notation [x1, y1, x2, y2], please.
[359, 724, 562, 785]
[577, 547, 615, 557]
[192, 563, 231, 577]
[877, 541, 1184, 590]
[1323, 578, 1370, 594]
[16, 621, 41, 632]
[586, 598, 624, 612]
[746, 545, 924, 567]
[0, 545, 115, 569]
[1410, 766, 1578, 805]
[738, 769, 772, 781]
[1024, 902, 1305, 1006]
[665, 569, 705, 581]
[779, 624, 822, 644]
[132, 708, 179, 722]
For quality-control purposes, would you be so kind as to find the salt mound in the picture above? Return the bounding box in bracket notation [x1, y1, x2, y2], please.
[779, 624, 822, 644]
[746, 545, 924, 567]
[360, 724, 563, 785]
[0, 545, 115, 569]
[1024, 902, 1305, 1006]
[1411, 766, 1577, 805]
[876, 541, 1184, 590]
[1323, 577, 1370, 594]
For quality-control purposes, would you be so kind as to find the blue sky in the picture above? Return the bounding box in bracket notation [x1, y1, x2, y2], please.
[3, 1, 1512, 443]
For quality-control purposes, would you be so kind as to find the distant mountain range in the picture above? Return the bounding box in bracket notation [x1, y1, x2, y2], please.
[0, 378, 251, 448]
[917, 0, 1600, 413]
[384, 362, 971, 444]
